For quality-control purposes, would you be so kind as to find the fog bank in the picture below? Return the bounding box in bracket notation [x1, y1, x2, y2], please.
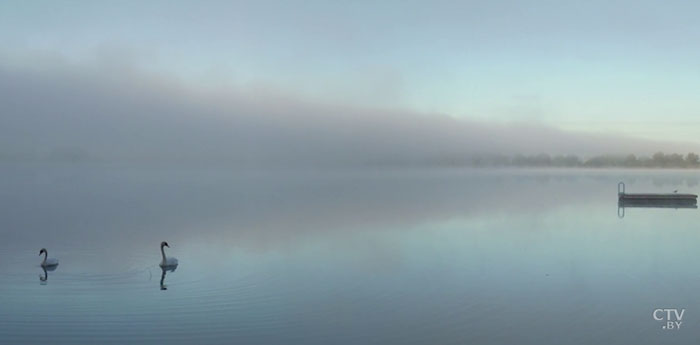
[1, 59, 696, 169]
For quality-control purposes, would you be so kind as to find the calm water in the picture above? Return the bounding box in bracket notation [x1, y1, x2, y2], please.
[1, 166, 700, 344]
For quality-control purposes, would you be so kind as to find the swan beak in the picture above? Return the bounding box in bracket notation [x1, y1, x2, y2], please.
[165, 243, 170, 248]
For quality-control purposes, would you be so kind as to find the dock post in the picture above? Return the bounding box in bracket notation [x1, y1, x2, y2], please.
[618, 182, 625, 197]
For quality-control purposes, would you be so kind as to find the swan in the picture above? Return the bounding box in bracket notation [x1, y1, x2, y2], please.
[159, 241, 178, 268]
[39, 248, 59, 267]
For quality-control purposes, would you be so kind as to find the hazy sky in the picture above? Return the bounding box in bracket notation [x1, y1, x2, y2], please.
[1, 0, 699, 163]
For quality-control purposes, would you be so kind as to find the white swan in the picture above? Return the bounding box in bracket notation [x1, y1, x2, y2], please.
[39, 248, 59, 267]
[159, 241, 178, 268]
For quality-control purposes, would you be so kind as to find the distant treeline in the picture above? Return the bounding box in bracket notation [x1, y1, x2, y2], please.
[470, 152, 700, 168]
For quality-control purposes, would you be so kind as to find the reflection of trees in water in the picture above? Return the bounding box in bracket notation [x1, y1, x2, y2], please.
[495, 171, 700, 192]
[651, 176, 700, 188]
[515, 173, 698, 188]
[590, 174, 699, 188]
[7, 168, 700, 253]
[473, 152, 700, 168]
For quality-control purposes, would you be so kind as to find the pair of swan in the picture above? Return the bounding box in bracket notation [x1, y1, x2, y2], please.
[39, 241, 179, 268]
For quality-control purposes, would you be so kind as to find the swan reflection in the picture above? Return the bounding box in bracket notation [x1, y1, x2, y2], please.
[160, 265, 177, 290]
[39, 265, 58, 284]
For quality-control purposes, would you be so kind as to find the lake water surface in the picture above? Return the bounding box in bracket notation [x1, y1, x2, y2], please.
[1, 166, 699, 344]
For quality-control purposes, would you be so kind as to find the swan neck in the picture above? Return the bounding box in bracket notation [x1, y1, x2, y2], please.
[161, 245, 166, 262]
[42, 251, 47, 264]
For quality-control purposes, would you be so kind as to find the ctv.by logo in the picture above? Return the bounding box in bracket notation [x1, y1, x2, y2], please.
[653, 308, 685, 330]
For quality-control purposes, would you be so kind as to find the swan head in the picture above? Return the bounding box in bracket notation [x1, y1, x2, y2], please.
[39, 248, 47, 255]
[161, 241, 169, 248]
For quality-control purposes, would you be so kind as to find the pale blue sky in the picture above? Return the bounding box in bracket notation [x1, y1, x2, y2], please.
[2, 0, 700, 142]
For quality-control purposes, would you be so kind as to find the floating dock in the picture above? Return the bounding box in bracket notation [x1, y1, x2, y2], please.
[618, 199, 698, 208]
[618, 182, 697, 206]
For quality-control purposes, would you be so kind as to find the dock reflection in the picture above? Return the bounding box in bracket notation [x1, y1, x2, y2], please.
[618, 199, 697, 218]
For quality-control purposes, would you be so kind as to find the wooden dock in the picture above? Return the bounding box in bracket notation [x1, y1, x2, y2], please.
[618, 198, 698, 208]
[619, 193, 698, 200]
[617, 182, 697, 205]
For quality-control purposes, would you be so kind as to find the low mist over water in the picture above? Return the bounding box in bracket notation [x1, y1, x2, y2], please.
[2, 166, 700, 344]
[4, 1, 700, 344]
